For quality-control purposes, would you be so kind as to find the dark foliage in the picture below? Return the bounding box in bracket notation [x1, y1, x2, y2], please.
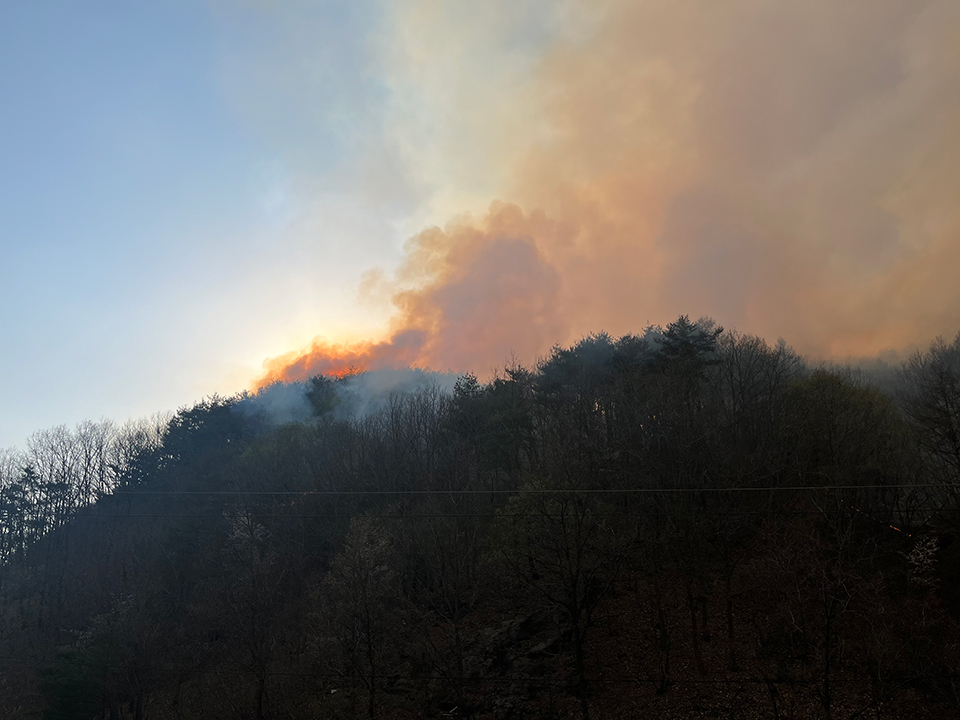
[2, 319, 959, 719]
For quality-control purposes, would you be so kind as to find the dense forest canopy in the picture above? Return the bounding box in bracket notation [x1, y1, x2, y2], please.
[2, 318, 960, 719]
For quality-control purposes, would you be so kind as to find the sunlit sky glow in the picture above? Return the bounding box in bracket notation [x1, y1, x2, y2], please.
[1, 1, 409, 446]
[3, 1, 960, 448]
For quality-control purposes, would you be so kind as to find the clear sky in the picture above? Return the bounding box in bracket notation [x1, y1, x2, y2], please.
[3, 1, 960, 449]
[0, 1, 416, 447]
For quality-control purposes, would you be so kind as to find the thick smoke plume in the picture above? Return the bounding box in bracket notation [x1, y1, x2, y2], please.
[257, 204, 566, 383]
[257, 0, 960, 386]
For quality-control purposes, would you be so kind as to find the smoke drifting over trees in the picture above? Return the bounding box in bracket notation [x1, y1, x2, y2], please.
[241, 368, 459, 425]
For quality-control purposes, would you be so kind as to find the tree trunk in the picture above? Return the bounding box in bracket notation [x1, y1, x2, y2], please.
[725, 575, 737, 671]
[256, 671, 266, 720]
[700, 593, 711, 642]
[366, 633, 377, 720]
[686, 581, 707, 677]
[572, 623, 590, 720]
[766, 680, 782, 720]
[654, 580, 671, 694]
[821, 595, 837, 720]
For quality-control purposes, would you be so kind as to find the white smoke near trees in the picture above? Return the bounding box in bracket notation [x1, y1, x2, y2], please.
[239, 368, 458, 426]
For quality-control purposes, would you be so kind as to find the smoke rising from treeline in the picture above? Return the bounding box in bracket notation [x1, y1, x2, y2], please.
[257, 0, 960, 385]
[240, 368, 459, 426]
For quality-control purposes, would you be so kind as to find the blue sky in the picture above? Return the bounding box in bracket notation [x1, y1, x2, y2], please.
[0, 1, 403, 447]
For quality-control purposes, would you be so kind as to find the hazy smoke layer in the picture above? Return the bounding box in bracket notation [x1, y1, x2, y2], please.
[238, 381, 313, 426]
[241, 369, 458, 425]
[258, 0, 960, 385]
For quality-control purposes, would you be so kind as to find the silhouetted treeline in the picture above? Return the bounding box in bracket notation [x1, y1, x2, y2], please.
[2, 317, 960, 719]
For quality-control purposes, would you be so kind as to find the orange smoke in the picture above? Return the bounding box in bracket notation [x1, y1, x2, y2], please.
[256, 335, 421, 385]
[258, 0, 960, 386]
[256, 203, 568, 386]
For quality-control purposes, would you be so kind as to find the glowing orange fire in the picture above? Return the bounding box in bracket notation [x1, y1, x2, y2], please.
[255, 330, 428, 388]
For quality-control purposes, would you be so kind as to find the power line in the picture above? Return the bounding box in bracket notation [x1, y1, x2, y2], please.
[41, 508, 940, 521]
[101, 484, 945, 496]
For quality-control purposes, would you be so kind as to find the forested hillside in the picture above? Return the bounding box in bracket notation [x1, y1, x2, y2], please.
[2, 317, 960, 719]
